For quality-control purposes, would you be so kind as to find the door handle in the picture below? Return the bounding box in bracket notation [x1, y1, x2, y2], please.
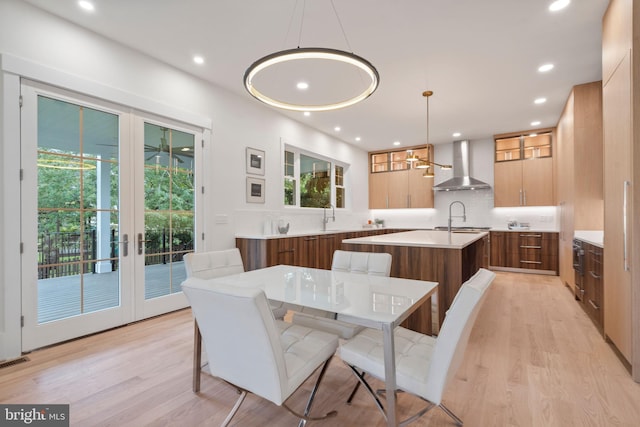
[138, 233, 151, 255]
[623, 181, 630, 272]
[119, 233, 129, 257]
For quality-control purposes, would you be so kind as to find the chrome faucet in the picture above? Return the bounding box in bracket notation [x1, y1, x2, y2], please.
[322, 204, 335, 231]
[448, 201, 467, 233]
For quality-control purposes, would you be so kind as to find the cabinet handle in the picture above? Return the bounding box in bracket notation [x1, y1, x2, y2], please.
[589, 271, 601, 279]
[304, 237, 318, 241]
[520, 260, 542, 265]
[520, 234, 542, 238]
[519, 189, 523, 206]
[520, 245, 542, 249]
[623, 180, 630, 271]
[588, 299, 600, 310]
[523, 190, 527, 206]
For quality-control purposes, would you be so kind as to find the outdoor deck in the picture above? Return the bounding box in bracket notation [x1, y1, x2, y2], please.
[37, 261, 187, 323]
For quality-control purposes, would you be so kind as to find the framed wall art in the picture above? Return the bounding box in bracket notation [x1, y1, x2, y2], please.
[246, 147, 265, 175]
[246, 177, 265, 203]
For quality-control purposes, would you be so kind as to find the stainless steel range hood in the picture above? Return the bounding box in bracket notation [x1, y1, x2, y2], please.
[433, 140, 491, 191]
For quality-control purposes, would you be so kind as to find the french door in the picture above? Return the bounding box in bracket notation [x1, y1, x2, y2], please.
[20, 82, 200, 351]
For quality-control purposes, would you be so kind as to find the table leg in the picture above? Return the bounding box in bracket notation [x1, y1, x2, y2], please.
[382, 323, 398, 427]
[193, 320, 202, 393]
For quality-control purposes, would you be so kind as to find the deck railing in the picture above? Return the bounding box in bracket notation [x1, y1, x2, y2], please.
[38, 228, 193, 279]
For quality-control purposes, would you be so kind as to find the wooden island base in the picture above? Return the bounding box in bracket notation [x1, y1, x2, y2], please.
[342, 234, 487, 334]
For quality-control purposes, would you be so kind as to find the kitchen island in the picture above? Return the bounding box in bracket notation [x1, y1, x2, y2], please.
[341, 230, 489, 332]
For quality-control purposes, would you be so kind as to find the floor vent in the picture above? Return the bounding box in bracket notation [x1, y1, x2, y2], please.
[0, 356, 30, 370]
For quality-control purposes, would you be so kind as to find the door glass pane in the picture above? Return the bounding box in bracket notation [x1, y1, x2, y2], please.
[36, 96, 120, 323]
[143, 123, 194, 299]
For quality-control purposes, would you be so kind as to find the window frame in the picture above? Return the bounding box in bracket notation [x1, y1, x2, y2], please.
[283, 145, 348, 209]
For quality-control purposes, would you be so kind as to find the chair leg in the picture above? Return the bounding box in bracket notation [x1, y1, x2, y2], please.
[296, 358, 333, 427]
[346, 381, 361, 404]
[345, 364, 387, 421]
[221, 389, 247, 427]
[440, 404, 463, 426]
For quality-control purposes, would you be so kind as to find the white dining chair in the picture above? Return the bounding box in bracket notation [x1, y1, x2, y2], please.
[184, 248, 287, 319]
[290, 250, 392, 340]
[182, 278, 339, 426]
[338, 268, 496, 426]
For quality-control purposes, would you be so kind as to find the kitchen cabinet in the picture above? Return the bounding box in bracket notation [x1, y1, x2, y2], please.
[494, 131, 555, 207]
[582, 242, 604, 333]
[555, 81, 603, 299]
[602, 0, 637, 372]
[236, 228, 401, 271]
[489, 231, 558, 274]
[368, 145, 434, 209]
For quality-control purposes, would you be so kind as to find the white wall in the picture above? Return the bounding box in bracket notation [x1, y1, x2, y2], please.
[0, 0, 369, 360]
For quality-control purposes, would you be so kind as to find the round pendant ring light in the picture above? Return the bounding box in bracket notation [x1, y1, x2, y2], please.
[243, 47, 380, 112]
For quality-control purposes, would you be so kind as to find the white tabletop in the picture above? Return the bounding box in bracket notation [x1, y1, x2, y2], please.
[207, 265, 438, 328]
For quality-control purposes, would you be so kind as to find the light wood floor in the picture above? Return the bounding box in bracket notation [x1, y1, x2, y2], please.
[2, 272, 640, 426]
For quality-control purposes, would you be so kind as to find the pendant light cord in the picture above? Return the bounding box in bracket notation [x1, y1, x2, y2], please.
[283, 0, 354, 52]
[331, 0, 353, 52]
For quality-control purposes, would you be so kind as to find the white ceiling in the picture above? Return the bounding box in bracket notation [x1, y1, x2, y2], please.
[21, 0, 609, 151]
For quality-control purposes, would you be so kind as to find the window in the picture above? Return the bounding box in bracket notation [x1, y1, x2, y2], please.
[283, 147, 347, 208]
[335, 165, 345, 208]
[284, 150, 296, 206]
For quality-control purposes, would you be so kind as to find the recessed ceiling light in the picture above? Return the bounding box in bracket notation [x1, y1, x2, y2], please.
[393, 141, 401, 146]
[193, 56, 204, 65]
[538, 63, 554, 73]
[78, 1, 95, 11]
[355, 137, 361, 142]
[452, 132, 461, 138]
[297, 82, 309, 90]
[531, 121, 541, 126]
[534, 97, 547, 104]
[549, 0, 570, 12]
[334, 126, 341, 132]
[530, 133, 538, 137]
[303, 111, 311, 117]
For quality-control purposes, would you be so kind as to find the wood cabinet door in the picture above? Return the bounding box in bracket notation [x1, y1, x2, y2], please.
[522, 157, 555, 206]
[407, 168, 434, 208]
[387, 170, 409, 208]
[368, 172, 389, 209]
[317, 234, 338, 270]
[494, 161, 523, 207]
[603, 52, 632, 361]
[489, 231, 507, 267]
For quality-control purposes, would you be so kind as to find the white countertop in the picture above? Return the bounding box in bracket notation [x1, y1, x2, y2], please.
[574, 230, 604, 248]
[237, 227, 558, 240]
[342, 229, 487, 249]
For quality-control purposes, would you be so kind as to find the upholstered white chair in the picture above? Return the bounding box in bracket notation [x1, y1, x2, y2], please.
[290, 250, 392, 340]
[339, 268, 496, 426]
[184, 249, 287, 319]
[182, 278, 339, 426]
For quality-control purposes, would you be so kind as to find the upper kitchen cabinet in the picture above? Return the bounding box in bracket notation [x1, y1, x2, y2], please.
[555, 81, 603, 295]
[602, 0, 638, 375]
[368, 145, 434, 209]
[493, 130, 555, 207]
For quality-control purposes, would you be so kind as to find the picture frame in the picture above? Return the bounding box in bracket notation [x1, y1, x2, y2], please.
[246, 177, 265, 203]
[246, 147, 265, 175]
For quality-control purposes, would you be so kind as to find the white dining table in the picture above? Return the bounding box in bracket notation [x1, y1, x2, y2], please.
[188, 264, 439, 427]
